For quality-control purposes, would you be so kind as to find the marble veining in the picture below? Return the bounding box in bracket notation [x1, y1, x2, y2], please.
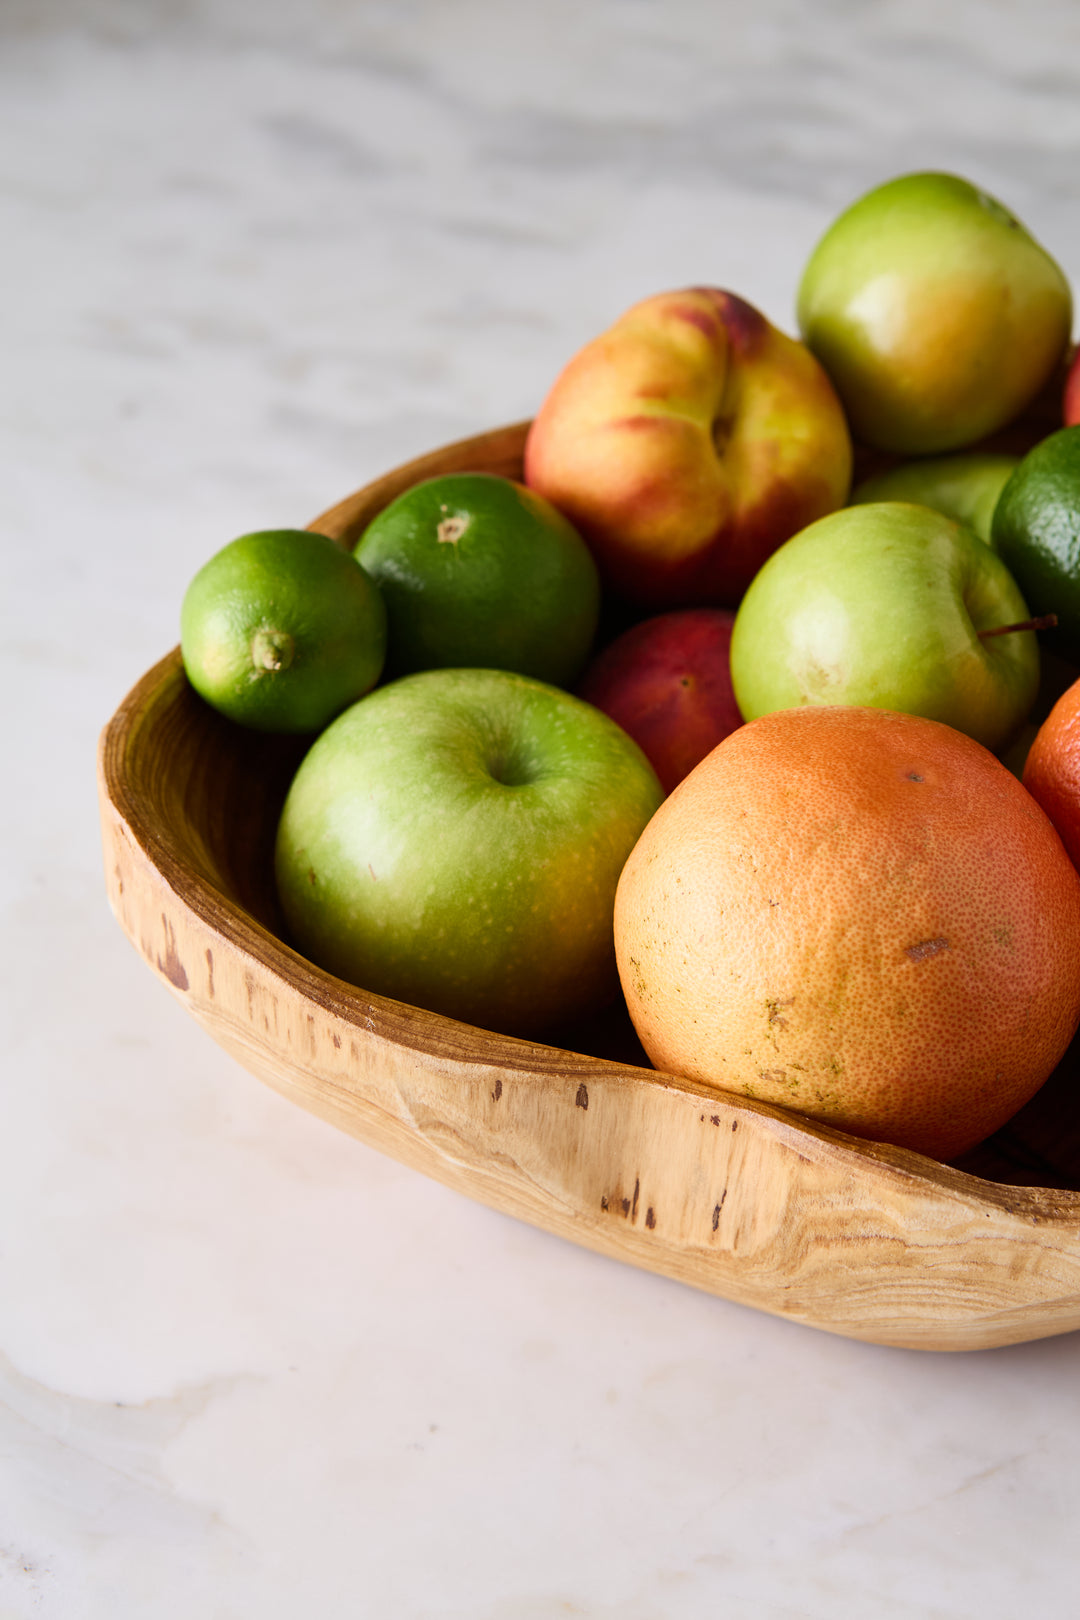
[4, 1, 1080, 1614]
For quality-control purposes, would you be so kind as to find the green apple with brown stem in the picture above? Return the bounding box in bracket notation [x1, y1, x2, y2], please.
[730, 501, 1042, 754]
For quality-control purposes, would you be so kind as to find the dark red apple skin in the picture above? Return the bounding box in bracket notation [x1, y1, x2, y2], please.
[577, 609, 742, 795]
[1064, 348, 1080, 426]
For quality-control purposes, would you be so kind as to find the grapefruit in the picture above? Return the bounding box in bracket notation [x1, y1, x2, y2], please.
[1023, 675, 1080, 870]
[614, 706, 1080, 1160]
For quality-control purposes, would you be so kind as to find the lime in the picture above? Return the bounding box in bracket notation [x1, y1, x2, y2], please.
[992, 427, 1080, 661]
[353, 473, 600, 686]
[180, 529, 387, 733]
[849, 452, 1018, 546]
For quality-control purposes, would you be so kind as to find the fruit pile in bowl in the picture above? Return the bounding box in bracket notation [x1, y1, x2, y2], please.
[99, 170, 1080, 1348]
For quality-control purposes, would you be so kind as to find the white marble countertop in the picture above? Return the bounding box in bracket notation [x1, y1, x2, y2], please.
[6, 3, 1080, 1615]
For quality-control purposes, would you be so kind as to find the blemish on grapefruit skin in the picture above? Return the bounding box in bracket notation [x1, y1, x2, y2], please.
[766, 997, 792, 1029]
[905, 937, 949, 962]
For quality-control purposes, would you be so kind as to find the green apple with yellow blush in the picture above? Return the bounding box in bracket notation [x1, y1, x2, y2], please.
[797, 172, 1072, 455]
[849, 451, 1019, 547]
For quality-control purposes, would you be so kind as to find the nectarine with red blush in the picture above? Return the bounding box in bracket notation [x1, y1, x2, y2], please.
[577, 609, 742, 794]
[524, 287, 852, 607]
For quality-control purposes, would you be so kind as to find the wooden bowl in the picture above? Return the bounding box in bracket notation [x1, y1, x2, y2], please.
[97, 420, 1080, 1352]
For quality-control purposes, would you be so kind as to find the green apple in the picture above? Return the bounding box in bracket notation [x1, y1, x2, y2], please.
[797, 172, 1072, 455]
[729, 502, 1040, 753]
[849, 452, 1019, 547]
[274, 667, 663, 1037]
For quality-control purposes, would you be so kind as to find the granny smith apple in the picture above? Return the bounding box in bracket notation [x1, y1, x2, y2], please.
[577, 608, 742, 794]
[730, 502, 1040, 753]
[798, 172, 1072, 455]
[849, 452, 1019, 547]
[274, 668, 664, 1037]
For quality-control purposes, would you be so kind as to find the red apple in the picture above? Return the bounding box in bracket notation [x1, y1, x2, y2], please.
[524, 287, 852, 607]
[1064, 347, 1080, 427]
[577, 609, 742, 794]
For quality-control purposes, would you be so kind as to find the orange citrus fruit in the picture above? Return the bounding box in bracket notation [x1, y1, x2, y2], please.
[1022, 675, 1080, 869]
[614, 705, 1080, 1160]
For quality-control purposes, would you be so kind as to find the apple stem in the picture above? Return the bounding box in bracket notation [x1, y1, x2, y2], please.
[977, 614, 1058, 640]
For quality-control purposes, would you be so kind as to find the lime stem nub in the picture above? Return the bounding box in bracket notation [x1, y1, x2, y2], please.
[437, 514, 469, 545]
[251, 627, 295, 672]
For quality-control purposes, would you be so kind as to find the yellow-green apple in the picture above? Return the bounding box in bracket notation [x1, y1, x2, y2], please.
[849, 451, 1019, 546]
[523, 287, 853, 607]
[730, 502, 1040, 754]
[274, 667, 663, 1037]
[577, 609, 742, 794]
[797, 172, 1072, 455]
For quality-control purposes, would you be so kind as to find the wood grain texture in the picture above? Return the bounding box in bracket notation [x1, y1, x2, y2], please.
[98, 420, 1080, 1352]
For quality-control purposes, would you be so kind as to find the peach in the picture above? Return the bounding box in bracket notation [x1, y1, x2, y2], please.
[523, 287, 853, 607]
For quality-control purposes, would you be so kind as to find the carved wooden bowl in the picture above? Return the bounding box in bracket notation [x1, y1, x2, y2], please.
[97, 420, 1080, 1352]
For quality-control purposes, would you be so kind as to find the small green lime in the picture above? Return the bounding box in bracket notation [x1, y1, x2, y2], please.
[992, 428, 1080, 661]
[180, 529, 387, 733]
[353, 473, 600, 686]
[850, 452, 1018, 546]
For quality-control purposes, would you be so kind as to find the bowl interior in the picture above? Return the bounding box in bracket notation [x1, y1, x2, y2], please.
[114, 646, 1080, 1197]
[117, 400, 1080, 1197]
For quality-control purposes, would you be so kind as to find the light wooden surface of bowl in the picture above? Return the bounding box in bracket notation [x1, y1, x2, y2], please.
[98, 421, 1080, 1352]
